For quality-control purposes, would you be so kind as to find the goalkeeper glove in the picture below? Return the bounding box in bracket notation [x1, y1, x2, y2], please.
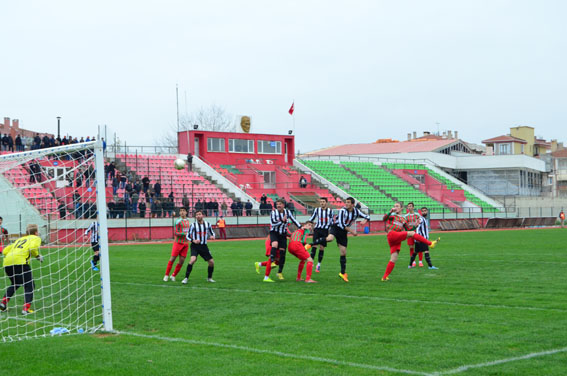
[37, 255, 44, 263]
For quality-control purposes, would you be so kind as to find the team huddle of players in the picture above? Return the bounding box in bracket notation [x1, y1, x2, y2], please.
[161, 197, 440, 285]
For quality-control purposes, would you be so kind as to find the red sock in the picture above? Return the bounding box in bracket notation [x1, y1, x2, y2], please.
[172, 263, 182, 277]
[418, 252, 423, 261]
[1, 297, 8, 305]
[383, 261, 396, 279]
[23, 303, 31, 311]
[297, 260, 305, 279]
[410, 249, 414, 258]
[260, 261, 268, 267]
[306, 261, 313, 280]
[412, 233, 432, 245]
[265, 260, 272, 277]
[165, 261, 173, 276]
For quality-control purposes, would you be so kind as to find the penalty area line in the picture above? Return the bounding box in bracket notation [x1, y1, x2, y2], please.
[114, 281, 567, 313]
[117, 330, 430, 375]
[432, 346, 567, 375]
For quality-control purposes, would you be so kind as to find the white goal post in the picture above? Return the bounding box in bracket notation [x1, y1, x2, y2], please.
[0, 140, 112, 341]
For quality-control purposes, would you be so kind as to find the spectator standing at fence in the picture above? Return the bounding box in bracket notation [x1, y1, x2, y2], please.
[216, 216, 227, 240]
[58, 201, 67, 219]
[15, 135, 22, 152]
[287, 200, 295, 215]
[245, 200, 253, 216]
[560, 210, 565, 228]
[221, 201, 227, 216]
[230, 201, 237, 216]
[236, 200, 244, 217]
[138, 199, 147, 218]
[212, 200, 219, 217]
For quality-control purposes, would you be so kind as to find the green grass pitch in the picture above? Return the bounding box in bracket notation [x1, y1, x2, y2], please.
[1, 229, 566, 375]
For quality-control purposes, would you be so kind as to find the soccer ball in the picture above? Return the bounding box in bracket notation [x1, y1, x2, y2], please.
[174, 158, 186, 170]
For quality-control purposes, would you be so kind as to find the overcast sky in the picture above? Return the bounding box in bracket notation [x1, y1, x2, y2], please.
[1, 1, 565, 153]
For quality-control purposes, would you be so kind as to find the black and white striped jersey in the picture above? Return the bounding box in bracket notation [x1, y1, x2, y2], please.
[334, 207, 370, 230]
[85, 222, 100, 243]
[309, 208, 334, 229]
[415, 215, 429, 239]
[186, 221, 215, 245]
[270, 209, 301, 234]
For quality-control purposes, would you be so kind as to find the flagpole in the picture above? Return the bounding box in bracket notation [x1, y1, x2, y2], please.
[292, 99, 295, 134]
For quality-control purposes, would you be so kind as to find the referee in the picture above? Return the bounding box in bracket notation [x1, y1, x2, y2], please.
[0, 224, 43, 315]
[315, 197, 370, 282]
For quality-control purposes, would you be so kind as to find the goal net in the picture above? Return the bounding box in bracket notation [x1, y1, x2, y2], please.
[0, 141, 112, 341]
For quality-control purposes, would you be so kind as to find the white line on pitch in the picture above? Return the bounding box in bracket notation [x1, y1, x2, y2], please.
[117, 330, 431, 375]
[114, 281, 567, 313]
[431, 346, 567, 375]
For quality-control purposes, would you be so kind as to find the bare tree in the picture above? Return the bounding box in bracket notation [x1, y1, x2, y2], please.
[181, 104, 235, 132]
[157, 105, 235, 149]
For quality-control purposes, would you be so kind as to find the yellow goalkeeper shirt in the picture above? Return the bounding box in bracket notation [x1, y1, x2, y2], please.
[2, 235, 42, 267]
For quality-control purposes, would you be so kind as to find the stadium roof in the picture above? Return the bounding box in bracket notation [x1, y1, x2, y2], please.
[482, 135, 527, 144]
[304, 139, 458, 156]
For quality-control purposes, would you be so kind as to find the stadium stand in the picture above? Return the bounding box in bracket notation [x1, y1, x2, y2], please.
[115, 154, 234, 215]
[300, 159, 500, 214]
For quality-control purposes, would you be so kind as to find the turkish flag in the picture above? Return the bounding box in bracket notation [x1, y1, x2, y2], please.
[288, 102, 294, 115]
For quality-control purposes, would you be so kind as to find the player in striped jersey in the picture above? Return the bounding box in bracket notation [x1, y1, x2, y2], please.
[182, 210, 216, 284]
[254, 227, 291, 282]
[308, 198, 333, 273]
[381, 202, 440, 281]
[409, 207, 438, 269]
[404, 202, 423, 268]
[163, 207, 192, 282]
[85, 218, 101, 271]
[288, 221, 317, 283]
[268, 199, 301, 280]
[313, 197, 370, 282]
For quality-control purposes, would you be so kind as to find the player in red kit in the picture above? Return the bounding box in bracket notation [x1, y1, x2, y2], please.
[163, 207, 192, 282]
[381, 202, 440, 281]
[255, 228, 291, 282]
[405, 202, 422, 268]
[288, 221, 317, 283]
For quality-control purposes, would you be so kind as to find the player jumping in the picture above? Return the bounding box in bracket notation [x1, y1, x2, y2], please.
[268, 199, 301, 280]
[382, 202, 439, 281]
[85, 218, 101, 271]
[312, 197, 370, 282]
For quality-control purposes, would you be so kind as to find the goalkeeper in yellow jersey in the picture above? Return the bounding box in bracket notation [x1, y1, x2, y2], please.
[0, 224, 43, 315]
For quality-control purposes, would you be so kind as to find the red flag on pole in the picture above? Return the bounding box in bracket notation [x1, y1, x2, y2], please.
[288, 102, 294, 115]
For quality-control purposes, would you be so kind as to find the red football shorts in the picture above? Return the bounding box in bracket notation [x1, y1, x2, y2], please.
[407, 237, 415, 246]
[171, 242, 189, 258]
[288, 241, 310, 261]
[387, 231, 408, 254]
[265, 237, 272, 257]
